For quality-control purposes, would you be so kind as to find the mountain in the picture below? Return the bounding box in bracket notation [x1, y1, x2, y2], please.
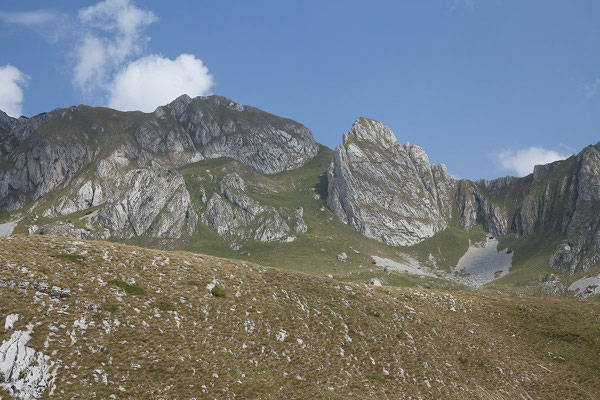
[0, 95, 317, 246]
[327, 117, 600, 274]
[1, 235, 599, 399]
[1, 97, 600, 298]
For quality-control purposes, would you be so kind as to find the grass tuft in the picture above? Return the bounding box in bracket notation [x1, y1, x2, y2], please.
[366, 373, 384, 383]
[211, 286, 226, 298]
[108, 279, 145, 295]
[158, 301, 175, 311]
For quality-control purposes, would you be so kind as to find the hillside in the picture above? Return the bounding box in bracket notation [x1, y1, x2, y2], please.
[1, 235, 600, 399]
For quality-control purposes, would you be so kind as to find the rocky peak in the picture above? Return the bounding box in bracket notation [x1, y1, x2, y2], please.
[328, 118, 456, 246]
[154, 94, 319, 174]
[344, 117, 398, 147]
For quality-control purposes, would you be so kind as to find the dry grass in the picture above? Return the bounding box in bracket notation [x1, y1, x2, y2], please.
[0, 235, 599, 399]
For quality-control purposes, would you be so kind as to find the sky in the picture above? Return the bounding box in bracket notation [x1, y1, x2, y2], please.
[1, 0, 600, 180]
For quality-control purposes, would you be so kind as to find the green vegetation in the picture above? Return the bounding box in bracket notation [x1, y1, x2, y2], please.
[173, 146, 425, 278]
[485, 232, 564, 296]
[157, 301, 175, 311]
[365, 373, 384, 383]
[108, 279, 146, 295]
[210, 286, 226, 298]
[404, 224, 487, 272]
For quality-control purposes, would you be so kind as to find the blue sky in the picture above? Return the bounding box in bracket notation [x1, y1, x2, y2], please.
[1, 0, 600, 179]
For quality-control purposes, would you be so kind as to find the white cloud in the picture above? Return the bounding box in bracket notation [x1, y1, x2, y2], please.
[498, 147, 570, 177]
[0, 10, 59, 26]
[108, 54, 213, 112]
[74, 0, 157, 93]
[73, 35, 108, 95]
[1, 1, 214, 111]
[0, 65, 29, 117]
[0, 9, 69, 43]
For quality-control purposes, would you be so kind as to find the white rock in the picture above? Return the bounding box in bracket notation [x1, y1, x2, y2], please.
[4, 314, 18, 330]
[0, 325, 55, 399]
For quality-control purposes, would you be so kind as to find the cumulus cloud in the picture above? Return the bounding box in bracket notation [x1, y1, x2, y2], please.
[1, 0, 214, 111]
[73, 0, 157, 93]
[0, 65, 29, 117]
[108, 54, 213, 112]
[498, 147, 570, 177]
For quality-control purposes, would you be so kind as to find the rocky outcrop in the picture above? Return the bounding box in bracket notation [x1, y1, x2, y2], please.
[0, 319, 56, 399]
[153, 95, 319, 173]
[96, 168, 197, 239]
[327, 118, 600, 274]
[327, 117, 456, 246]
[546, 147, 600, 273]
[202, 173, 305, 249]
[0, 139, 92, 212]
[0, 95, 317, 210]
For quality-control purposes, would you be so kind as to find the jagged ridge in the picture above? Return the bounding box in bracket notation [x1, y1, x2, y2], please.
[327, 118, 600, 273]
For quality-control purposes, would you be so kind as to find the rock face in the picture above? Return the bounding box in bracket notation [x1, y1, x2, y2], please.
[327, 117, 600, 273]
[0, 96, 317, 245]
[96, 168, 198, 239]
[0, 96, 317, 212]
[327, 117, 455, 246]
[157, 95, 319, 173]
[202, 173, 306, 249]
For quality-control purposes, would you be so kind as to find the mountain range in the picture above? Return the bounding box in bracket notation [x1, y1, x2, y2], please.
[1, 95, 600, 296]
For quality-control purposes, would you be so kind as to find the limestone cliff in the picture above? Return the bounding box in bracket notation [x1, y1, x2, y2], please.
[327, 117, 600, 273]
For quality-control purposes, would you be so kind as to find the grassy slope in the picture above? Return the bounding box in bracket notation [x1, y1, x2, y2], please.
[402, 223, 487, 273]
[172, 146, 468, 291]
[1, 235, 599, 399]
